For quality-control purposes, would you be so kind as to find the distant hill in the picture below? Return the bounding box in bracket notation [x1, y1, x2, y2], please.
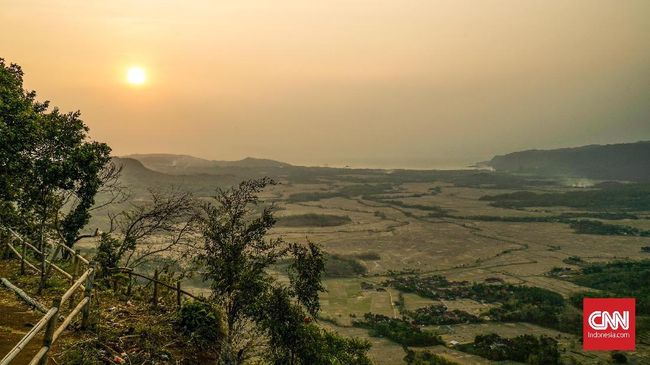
[486, 141, 650, 182]
[125, 153, 291, 175]
[110, 157, 240, 196]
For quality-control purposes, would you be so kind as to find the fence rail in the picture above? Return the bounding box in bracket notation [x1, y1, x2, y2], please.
[0, 227, 96, 365]
[0, 227, 202, 364]
[110, 267, 203, 305]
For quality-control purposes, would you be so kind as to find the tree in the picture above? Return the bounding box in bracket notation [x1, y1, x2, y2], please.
[197, 178, 372, 364]
[96, 189, 198, 274]
[0, 58, 111, 292]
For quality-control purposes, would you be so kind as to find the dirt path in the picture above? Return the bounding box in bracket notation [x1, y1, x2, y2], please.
[0, 293, 45, 363]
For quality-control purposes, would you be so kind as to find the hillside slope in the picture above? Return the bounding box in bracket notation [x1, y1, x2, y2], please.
[125, 153, 291, 175]
[486, 141, 650, 182]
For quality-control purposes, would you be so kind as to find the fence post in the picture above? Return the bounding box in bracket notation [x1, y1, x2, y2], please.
[176, 281, 182, 307]
[39, 297, 61, 365]
[68, 250, 81, 310]
[72, 250, 80, 279]
[20, 238, 26, 275]
[152, 269, 159, 307]
[81, 262, 97, 329]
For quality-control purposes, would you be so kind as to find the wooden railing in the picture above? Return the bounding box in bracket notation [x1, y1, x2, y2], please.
[0, 227, 96, 365]
[0, 227, 203, 364]
[110, 267, 204, 306]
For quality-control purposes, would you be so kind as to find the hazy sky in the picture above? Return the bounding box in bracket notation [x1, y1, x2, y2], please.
[1, 0, 649, 168]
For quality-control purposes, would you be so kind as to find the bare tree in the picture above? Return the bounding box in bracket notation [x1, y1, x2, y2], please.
[96, 188, 199, 273]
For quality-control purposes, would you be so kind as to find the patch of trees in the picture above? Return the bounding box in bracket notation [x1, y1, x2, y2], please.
[568, 260, 650, 315]
[387, 275, 575, 332]
[568, 220, 650, 237]
[276, 213, 352, 227]
[447, 172, 555, 189]
[480, 183, 650, 211]
[286, 183, 396, 203]
[403, 350, 459, 365]
[371, 199, 448, 217]
[402, 304, 481, 325]
[458, 333, 560, 365]
[454, 211, 638, 223]
[352, 313, 443, 347]
[352, 251, 381, 261]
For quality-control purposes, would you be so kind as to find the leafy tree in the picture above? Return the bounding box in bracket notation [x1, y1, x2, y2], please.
[0, 58, 111, 291]
[197, 178, 372, 364]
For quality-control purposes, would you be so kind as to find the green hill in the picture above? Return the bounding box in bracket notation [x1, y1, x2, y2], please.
[486, 141, 650, 182]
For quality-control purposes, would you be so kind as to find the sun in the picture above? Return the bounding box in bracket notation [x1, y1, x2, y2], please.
[126, 66, 146, 85]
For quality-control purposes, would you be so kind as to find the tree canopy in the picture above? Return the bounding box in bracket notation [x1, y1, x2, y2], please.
[0, 58, 111, 247]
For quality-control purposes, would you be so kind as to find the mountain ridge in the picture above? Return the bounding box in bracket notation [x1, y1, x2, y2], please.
[486, 140, 650, 182]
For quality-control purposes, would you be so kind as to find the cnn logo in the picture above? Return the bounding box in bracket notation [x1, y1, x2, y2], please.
[588, 310, 629, 330]
[583, 298, 635, 351]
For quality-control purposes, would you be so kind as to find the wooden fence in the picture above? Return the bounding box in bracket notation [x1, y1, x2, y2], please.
[0, 227, 204, 364]
[0, 227, 95, 365]
[110, 267, 203, 307]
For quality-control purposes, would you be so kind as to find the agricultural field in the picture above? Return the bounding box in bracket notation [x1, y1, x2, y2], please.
[80, 162, 650, 364]
[253, 177, 650, 364]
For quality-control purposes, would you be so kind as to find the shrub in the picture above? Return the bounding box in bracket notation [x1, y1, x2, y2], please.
[174, 300, 226, 350]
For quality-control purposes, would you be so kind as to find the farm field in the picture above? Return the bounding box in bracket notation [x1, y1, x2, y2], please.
[254, 178, 650, 364]
[79, 163, 650, 365]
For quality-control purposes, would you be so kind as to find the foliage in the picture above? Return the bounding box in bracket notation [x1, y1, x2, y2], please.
[403, 304, 481, 325]
[286, 183, 396, 203]
[0, 58, 111, 246]
[568, 260, 650, 315]
[352, 313, 443, 347]
[95, 233, 121, 276]
[568, 220, 650, 236]
[261, 286, 372, 365]
[197, 178, 371, 364]
[611, 351, 628, 363]
[480, 183, 650, 211]
[387, 275, 570, 330]
[461, 333, 560, 365]
[175, 300, 226, 350]
[289, 241, 326, 316]
[403, 350, 459, 365]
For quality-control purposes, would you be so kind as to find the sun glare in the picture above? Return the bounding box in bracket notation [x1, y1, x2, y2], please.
[126, 66, 146, 85]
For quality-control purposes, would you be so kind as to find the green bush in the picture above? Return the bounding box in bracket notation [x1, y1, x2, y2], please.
[175, 301, 226, 349]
